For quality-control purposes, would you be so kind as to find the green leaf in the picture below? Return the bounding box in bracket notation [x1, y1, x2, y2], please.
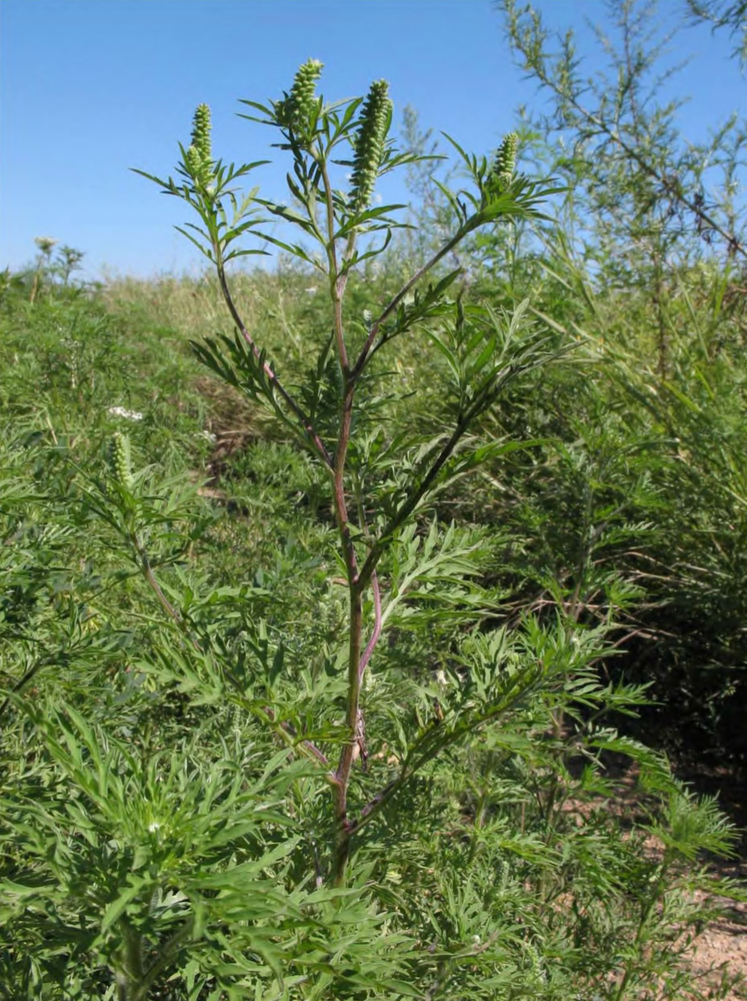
[99, 875, 151, 933]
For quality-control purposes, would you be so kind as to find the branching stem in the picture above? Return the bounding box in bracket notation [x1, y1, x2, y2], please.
[351, 228, 468, 380]
[215, 258, 333, 467]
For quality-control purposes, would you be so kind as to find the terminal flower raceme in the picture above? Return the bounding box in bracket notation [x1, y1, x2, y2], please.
[185, 103, 213, 187]
[110, 431, 133, 488]
[486, 131, 519, 199]
[349, 79, 392, 216]
[279, 58, 323, 144]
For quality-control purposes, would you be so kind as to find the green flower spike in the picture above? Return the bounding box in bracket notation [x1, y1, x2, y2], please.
[280, 58, 323, 142]
[185, 103, 213, 187]
[487, 131, 519, 196]
[110, 432, 133, 489]
[349, 79, 392, 216]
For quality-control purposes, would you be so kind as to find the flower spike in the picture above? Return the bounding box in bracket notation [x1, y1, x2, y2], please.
[185, 103, 214, 187]
[110, 432, 133, 489]
[279, 58, 323, 144]
[348, 79, 392, 216]
[486, 131, 519, 197]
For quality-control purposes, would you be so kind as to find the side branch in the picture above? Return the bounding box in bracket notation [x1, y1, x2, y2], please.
[510, 23, 747, 263]
[216, 264, 334, 468]
[350, 230, 466, 380]
[357, 412, 472, 588]
[584, 105, 747, 262]
[359, 570, 382, 681]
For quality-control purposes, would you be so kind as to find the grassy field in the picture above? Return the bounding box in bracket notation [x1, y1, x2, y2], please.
[0, 251, 745, 997]
[5, 2, 747, 988]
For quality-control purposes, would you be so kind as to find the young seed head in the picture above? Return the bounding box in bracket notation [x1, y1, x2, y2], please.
[487, 131, 519, 196]
[279, 58, 323, 143]
[348, 79, 392, 216]
[185, 103, 214, 187]
[110, 431, 133, 489]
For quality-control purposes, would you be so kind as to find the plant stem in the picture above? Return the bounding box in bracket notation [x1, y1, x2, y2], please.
[359, 570, 382, 680]
[313, 154, 379, 884]
[329, 330, 363, 884]
[116, 923, 146, 1001]
[331, 578, 364, 885]
[138, 917, 195, 996]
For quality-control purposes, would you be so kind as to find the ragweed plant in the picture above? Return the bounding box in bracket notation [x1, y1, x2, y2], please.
[137, 59, 561, 887]
[125, 62, 742, 998]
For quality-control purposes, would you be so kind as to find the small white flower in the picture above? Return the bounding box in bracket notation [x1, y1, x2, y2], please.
[148, 821, 161, 833]
[34, 236, 58, 253]
[108, 406, 144, 421]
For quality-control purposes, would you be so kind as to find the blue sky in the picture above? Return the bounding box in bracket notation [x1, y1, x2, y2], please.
[1, 0, 743, 280]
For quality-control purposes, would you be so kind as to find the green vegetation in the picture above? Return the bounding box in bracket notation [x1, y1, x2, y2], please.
[1, 5, 745, 997]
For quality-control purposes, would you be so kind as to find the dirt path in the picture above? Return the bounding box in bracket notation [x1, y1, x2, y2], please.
[684, 858, 746, 1000]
